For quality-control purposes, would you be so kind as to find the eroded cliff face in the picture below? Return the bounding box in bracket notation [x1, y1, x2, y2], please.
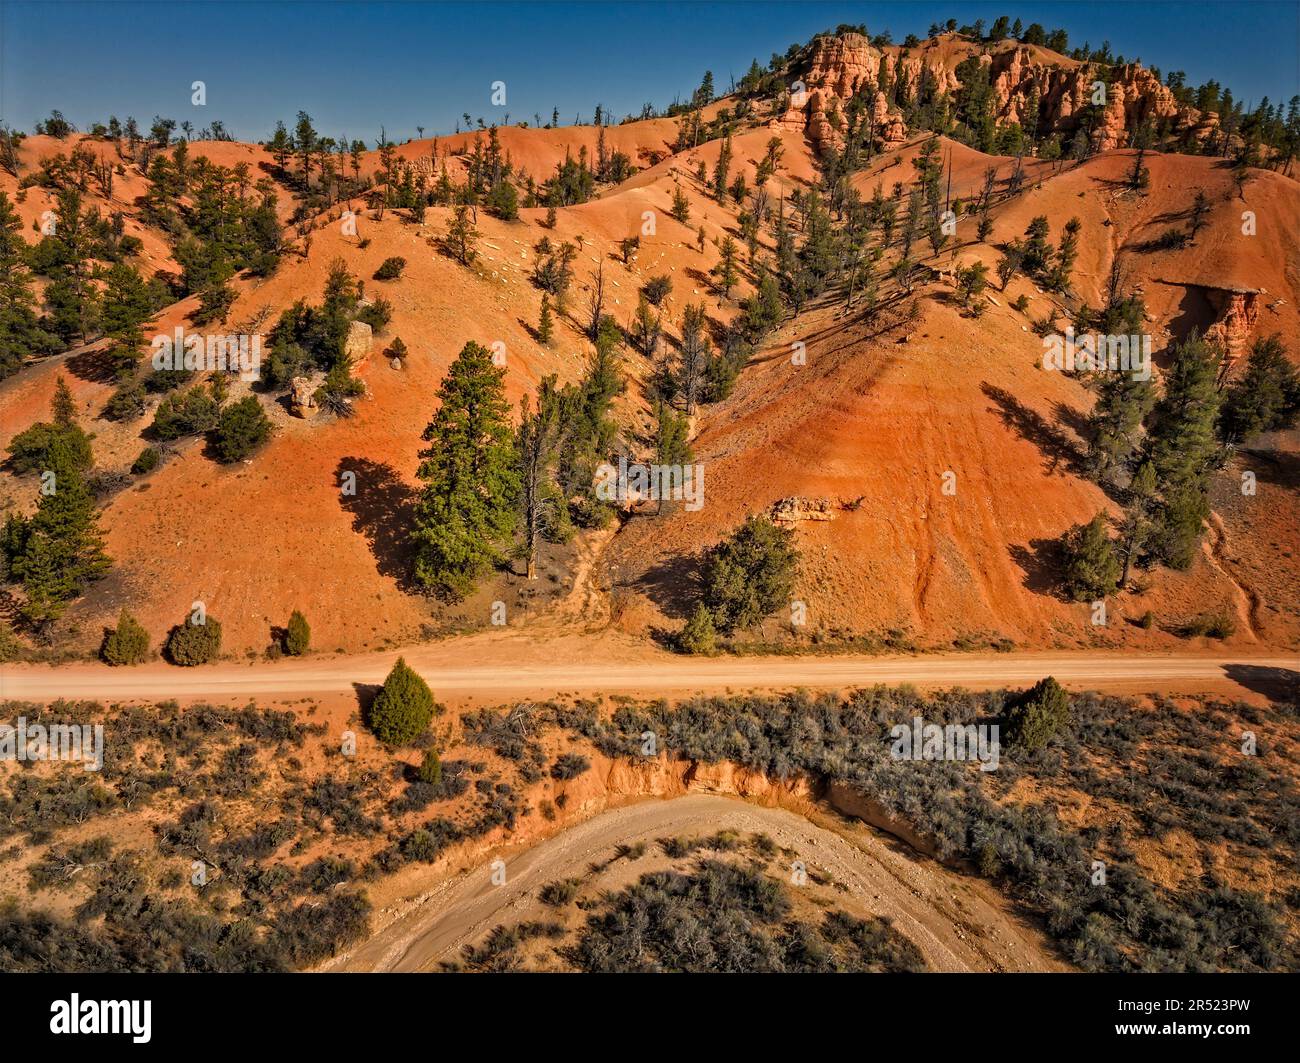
[1205, 286, 1263, 364]
[776, 32, 1212, 155]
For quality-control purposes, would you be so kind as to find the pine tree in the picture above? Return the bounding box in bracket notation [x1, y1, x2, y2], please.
[214, 396, 272, 462]
[1061, 511, 1120, 601]
[712, 133, 733, 202]
[1188, 189, 1211, 241]
[678, 603, 717, 654]
[537, 293, 554, 345]
[1087, 371, 1155, 484]
[51, 375, 77, 427]
[711, 236, 739, 297]
[670, 183, 690, 224]
[1118, 459, 1156, 586]
[631, 293, 661, 357]
[1127, 146, 1150, 191]
[99, 262, 154, 359]
[0, 191, 58, 379]
[1022, 215, 1052, 275]
[676, 304, 711, 414]
[284, 609, 311, 655]
[1047, 217, 1081, 291]
[41, 188, 100, 344]
[516, 386, 569, 579]
[655, 400, 694, 467]
[418, 749, 442, 786]
[954, 262, 988, 307]
[1219, 334, 1300, 444]
[701, 515, 798, 633]
[1146, 331, 1222, 568]
[366, 657, 435, 744]
[585, 263, 606, 342]
[444, 203, 480, 265]
[100, 608, 150, 665]
[412, 341, 520, 598]
[996, 242, 1025, 290]
[10, 454, 111, 626]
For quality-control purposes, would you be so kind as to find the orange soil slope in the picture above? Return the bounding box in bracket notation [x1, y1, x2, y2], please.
[610, 142, 1300, 651]
[2, 117, 1298, 657]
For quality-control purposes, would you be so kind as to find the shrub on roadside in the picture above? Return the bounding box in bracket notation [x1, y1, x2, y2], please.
[101, 608, 150, 665]
[1003, 676, 1070, 752]
[678, 603, 717, 654]
[366, 657, 435, 744]
[284, 610, 310, 655]
[166, 615, 222, 666]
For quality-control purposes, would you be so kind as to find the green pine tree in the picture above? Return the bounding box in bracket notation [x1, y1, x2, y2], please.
[537, 293, 554, 345]
[284, 609, 311, 655]
[702, 515, 799, 633]
[412, 341, 520, 598]
[0, 191, 58, 379]
[101, 608, 150, 665]
[367, 656, 436, 744]
[678, 603, 717, 654]
[516, 385, 570, 579]
[11, 455, 111, 626]
[1087, 371, 1155, 484]
[1146, 331, 1222, 568]
[1061, 511, 1120, 601]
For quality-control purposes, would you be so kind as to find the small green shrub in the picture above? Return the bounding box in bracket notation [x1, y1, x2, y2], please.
[373, 256, 407, 281]
[417, 750, 442, 786]
[0, 623, 21, 663]
[550, 752, 590, 780]
[214, 397, 272, 463]
[354, 297, 392, 332]
[1004, 676, 1070, 752]
[678, 603, 717, 654]
[1184, 611, 1236, 639]
[539, 878, 582, 906]
[284, 610, 310, 655]
[131, 446, 160, 475]
[166, 615, 222, 666]
[101, 608, 150, 665]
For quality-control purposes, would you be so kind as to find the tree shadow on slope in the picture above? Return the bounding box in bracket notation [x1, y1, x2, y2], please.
[1008, 537, 1070, 601]
[1237, 445, 1300, 490]
[633, 549, 704, 623]
[982, 382, 1089, 479]
[336, 457, 419, 592]
[63, 346, 120, 385]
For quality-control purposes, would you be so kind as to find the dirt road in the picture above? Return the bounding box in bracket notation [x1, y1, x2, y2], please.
[2, 635, 1293, 702]
[322, 793, 1065, 973]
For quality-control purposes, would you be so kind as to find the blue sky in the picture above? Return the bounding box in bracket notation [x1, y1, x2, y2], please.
[2, 2, 1296, 144]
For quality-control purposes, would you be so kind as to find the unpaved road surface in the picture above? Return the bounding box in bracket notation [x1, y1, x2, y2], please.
[2, 639, 1295, 702]
[324, 794, 1065, 973]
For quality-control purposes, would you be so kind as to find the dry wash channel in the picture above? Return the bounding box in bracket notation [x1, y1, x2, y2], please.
[324, 794, 1064, 973]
